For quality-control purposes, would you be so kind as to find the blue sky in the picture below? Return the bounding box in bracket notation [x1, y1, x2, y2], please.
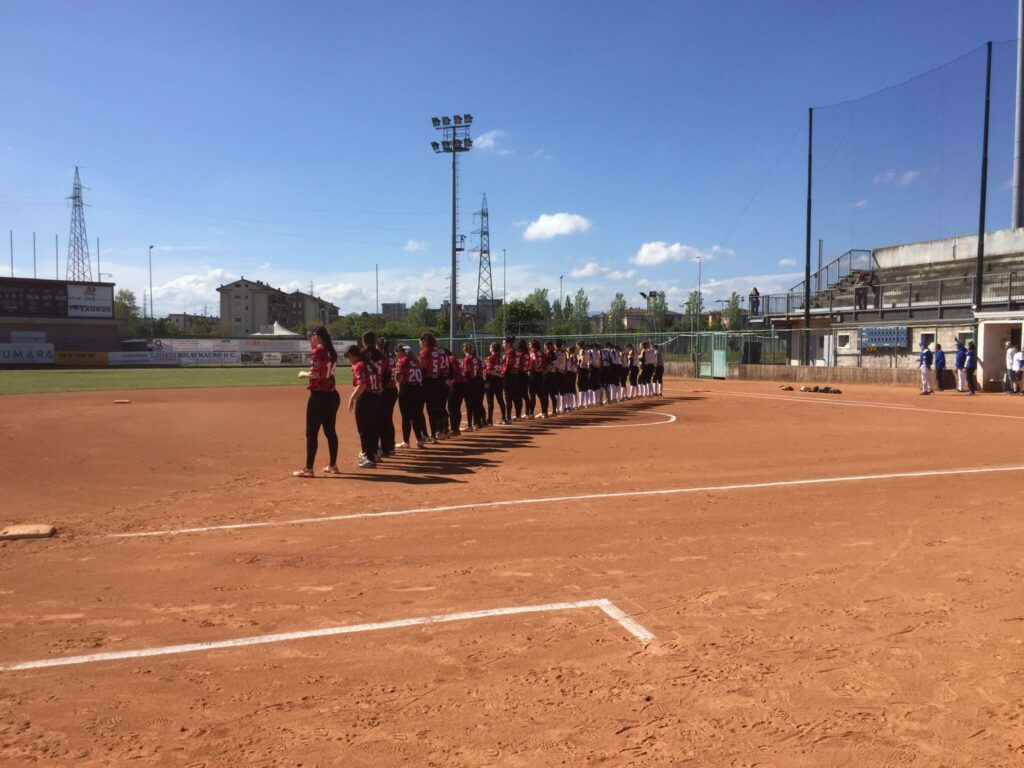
[0, 0, 1018, 317]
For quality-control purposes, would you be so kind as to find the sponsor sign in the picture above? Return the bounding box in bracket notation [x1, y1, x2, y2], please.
[108, 351, 160, 365]
[10, 331, 47, 343]
[55, 351, 109, 366]
[261, 352, 282, 365]
[0, 343, 55, 365]
[67, 285, 114, 318]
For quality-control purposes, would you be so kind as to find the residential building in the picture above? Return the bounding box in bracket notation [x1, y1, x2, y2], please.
[166, 312, 219, 333]
[381, 302, 408, 322]
[286, 291, 339, 329]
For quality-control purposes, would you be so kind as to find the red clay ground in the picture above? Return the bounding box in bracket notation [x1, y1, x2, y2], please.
[1, 378, 1023, 766]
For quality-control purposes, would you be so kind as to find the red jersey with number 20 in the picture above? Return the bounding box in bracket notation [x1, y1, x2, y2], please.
[351, 360, 382, 393]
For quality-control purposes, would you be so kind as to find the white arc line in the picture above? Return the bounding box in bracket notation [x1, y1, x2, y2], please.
[107, 464, 1024, 539]
[572, 410, 677, 429]
[0, 598, 653, 671]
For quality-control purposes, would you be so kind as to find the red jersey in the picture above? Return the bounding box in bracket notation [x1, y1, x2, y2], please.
[307, 346, 336, 392]
[501, 348, 517, 376]
[351, 360, 382, 393]
[463, 354, 483, 380]
[529, 349, 544, 372]
[380, 354, 397, 390]
[449, 355, 466, 383]
[395, 356, 423, 386]
[515, 350, 529, 374]
[485, 352, 501, 377]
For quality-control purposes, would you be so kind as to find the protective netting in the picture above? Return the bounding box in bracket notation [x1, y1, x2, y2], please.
[810, 41, 1018, 272]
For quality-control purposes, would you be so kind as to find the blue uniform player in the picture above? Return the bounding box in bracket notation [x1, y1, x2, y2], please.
[918, 342, 933, 395]
[954, 339, 967, 391]
[964, 342, 978, 395]
[933, 343, 946, 392]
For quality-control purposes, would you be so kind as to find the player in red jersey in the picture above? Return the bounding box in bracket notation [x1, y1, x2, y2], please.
[462, 342, 485, 430]
[446, 348, 467, 437]
[501, 337, 522, 422]
[395, 345, 428, 448]
[484, 341, 507, 426]
[346, 343, 383, 469]
[293, 326, 340, 477]
[419, 332, 445, 443]
[516, 338, 530, 418]
[377, 336, 398, 457]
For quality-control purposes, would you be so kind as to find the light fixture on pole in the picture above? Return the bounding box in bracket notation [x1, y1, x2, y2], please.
[148, 245, 155, 338]
[430, 113, 473, 351]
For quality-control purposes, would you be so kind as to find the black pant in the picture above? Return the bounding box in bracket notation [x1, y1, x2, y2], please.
[305, 390, 340, 469]
[465, 379, 485, 427]
[424, 378, 445, 437]
[528, 371, 548, 416]
[448, 381, 466, 433]
[486, 377, 506, 422]
[654, 365, 664, 384]
[504, 374, 522, 418]
[398, 385, 428, 443]
[355, 391, 382, 458]
[379, 387, 397, 452]
[935, 366, 945, 391]
[966, 369, 978, 394]
[544, 372, 560, 409]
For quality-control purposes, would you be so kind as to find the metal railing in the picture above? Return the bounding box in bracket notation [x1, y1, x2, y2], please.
[789, 249, 876, 296]
[751, 270, 1023, 318]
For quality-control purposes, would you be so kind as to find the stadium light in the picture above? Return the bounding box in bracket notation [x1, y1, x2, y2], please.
[429, 113, 474, 351]
[148, 244, 155, 338]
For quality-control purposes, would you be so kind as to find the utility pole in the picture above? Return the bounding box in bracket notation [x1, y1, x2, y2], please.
[1014, 0, 1024, 227]
[502, 248, 507, 337]
[65, 167, 93, 281]
[33, 232, 36, 278]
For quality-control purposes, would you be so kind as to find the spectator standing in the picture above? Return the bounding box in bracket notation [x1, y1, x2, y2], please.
[964, 341, 978, 395]
[1005, 341, 1018, 395]
[918, 342, 933, 395]
[933, 343, 946, 392]
[748, 287, 760, 315]
[954, 339, 967, 392]
[1014, 347, 1024, 395]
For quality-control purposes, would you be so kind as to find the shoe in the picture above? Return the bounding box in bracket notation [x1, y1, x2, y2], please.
[292, 467, 314, 478]
[417, 440, 426, 449]
[357, 456, 377, 468]
[450, 430, 461, 437]
[374, 450, 384, 461]
[396, 442, 409, 448]
[382, 449, 395, 458]
[321, 465, 340, 475]
[429, 435, 438, 444]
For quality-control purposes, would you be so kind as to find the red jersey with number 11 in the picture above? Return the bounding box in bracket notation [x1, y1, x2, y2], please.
[351, 360, 382, 393]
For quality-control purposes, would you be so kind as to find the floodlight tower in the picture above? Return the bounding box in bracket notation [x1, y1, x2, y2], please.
[472, 193, 495, 326]
[65, 166, 93, 281]
[430, 114, 473, 351]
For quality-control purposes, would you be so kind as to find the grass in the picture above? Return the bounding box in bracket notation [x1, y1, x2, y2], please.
[0, 367, 310, 395]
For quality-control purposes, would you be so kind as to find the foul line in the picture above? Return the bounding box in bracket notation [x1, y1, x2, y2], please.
[0, 598, 654, 671]
[107, 464, 1024, 539]
[572, 410, 677, 429]
[669, 386, 1024, 421]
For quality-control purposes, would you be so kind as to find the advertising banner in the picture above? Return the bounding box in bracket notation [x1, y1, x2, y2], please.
[66, 285, 114, 318]
[0, 343, 55, 365]
[108, 351, 160, 365]
[55, 351, 108, 366]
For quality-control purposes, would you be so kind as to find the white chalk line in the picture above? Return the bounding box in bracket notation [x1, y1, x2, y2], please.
[667, 385, 1024, 421]
[571, 410, 676, 429]
[107, 464, 1024, 539]
[0, 598, 653, 671]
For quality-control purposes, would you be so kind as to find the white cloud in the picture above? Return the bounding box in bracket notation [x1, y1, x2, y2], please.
[570, 261, 605, 278]
[475, 130, 511, 155]
[257, 261, 271, 270]
[523, 212, 593, 241]
[152, 268, 237, 314]
[534, 148, 553, 160]
[403, 239, 426, 252]
[631, 241, 734, 266]
[606, 269, 636, 280]
[873, 169, 920, 186]
[851, 199, 868, 210]
[777, 258, 797, 268]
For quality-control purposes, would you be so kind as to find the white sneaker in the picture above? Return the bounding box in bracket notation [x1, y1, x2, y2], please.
[396, 442, 410, 448]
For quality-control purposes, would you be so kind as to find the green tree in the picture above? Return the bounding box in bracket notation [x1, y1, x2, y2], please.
[572, 288, 591, 333]
[523, 288, 552, 325]
[490, 300, 544, 336]
[406, 297, 433, 332]
[685, 289, 705, 330]
[552, 297, 563, 321]
[723, 291, 743, 329]
[608, 292, 626, 332]
[647, 291, 667, 332]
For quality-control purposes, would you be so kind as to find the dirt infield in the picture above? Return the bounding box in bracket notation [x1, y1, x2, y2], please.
[2, 378, 1023, 766]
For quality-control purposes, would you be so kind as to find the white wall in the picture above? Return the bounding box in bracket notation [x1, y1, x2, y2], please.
[874, 228, 1024, 270]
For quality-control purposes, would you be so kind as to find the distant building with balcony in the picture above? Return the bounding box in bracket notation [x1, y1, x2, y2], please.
[381, 302, 408, 322]
[747, 228, 1024, 389]
[166, 312, 219, 333]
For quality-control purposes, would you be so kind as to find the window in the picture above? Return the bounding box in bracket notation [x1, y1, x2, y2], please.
[920, 332, 936, 347]
[957, 331, 974, 346]
[837, 334, 851, 348]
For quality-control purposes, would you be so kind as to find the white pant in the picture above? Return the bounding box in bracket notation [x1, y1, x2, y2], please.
[956, 368, 966, 391]
[920, 365, 932, 392]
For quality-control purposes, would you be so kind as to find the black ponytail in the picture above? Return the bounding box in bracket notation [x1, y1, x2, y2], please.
[312, 326, 338, 363]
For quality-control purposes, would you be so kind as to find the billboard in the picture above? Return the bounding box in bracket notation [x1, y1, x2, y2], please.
[0, 343, 55, 365]
[0, 278, 114, 319]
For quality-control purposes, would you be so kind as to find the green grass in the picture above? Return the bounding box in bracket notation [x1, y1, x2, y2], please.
[0, 367, 310, 395]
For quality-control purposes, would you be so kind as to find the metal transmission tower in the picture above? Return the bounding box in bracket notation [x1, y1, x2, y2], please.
[65, 166, 92, 281]
[472, 194, 495, 325]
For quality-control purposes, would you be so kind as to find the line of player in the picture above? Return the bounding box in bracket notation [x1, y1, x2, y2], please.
[295, 327, 668, 474]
